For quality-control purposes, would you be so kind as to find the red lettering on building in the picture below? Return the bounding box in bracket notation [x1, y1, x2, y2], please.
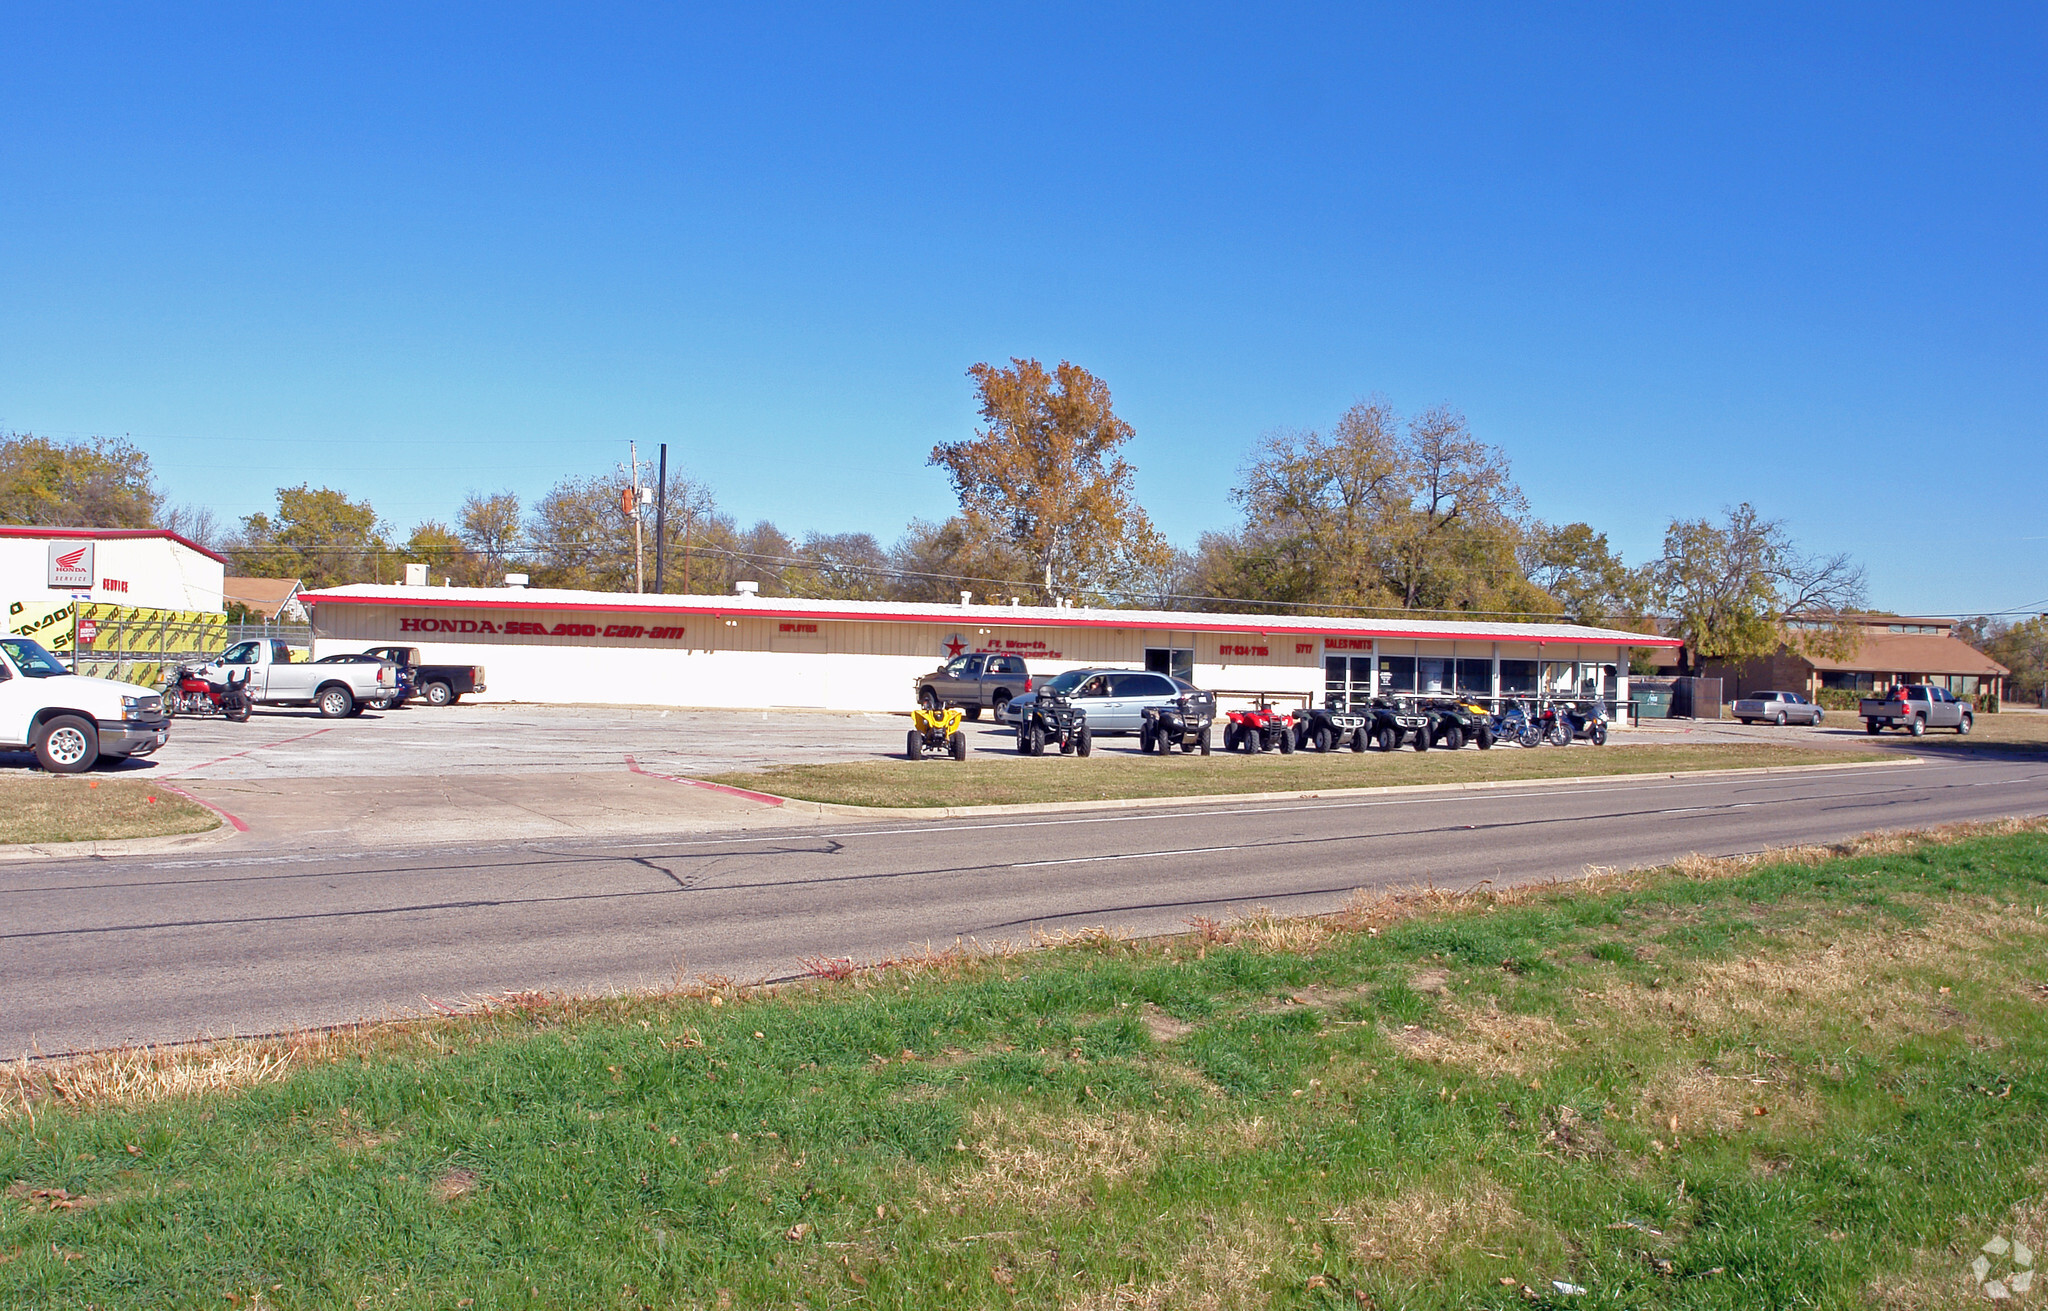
[778, 622, 818, 633]
[101, 578, 129, 593]
[1324, 638, 1373, 651]
[1218, 644, 1269, 658]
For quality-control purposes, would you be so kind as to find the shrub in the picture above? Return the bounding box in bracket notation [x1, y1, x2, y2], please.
[1816, 688, 1867, 711]
[1976, 689, 2000, 713]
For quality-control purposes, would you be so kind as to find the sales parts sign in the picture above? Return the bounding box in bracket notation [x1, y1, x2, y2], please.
[48, 541, 94, 589]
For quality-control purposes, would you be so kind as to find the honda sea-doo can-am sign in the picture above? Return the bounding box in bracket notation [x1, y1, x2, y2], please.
[48, 541, 94, 589]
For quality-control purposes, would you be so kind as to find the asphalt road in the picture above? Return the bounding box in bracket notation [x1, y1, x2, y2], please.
[5, 754, 2044, 1056]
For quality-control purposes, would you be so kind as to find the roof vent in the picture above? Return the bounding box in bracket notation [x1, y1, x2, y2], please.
[504, 573, 529, 589]
[734, 580, 759, 597]
[959, 591, 973, 607]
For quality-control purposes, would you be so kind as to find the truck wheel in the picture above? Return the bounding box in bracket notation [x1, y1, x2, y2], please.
[907, 729, 924, 760]
[1910, 715, 1925, 737]
[993, 692, 1011, 720]
[1276, 727, 1294, 754]
[950, 731, 968, 760]
[425, 681, 453, 706]
[1375, 726, 1396, 752]
[1077, 726, 1093, 757]
[35, 715, 98, 773]
[919, 687, 939, 712]
[1866, 719, 1882, 735]
[964, 707, 982, 722]
[1958, 714, 1972, 735]
[1440, 724, 1465, 751]
[1196, 726, 1210, 756]
[318, 685, 355, 719]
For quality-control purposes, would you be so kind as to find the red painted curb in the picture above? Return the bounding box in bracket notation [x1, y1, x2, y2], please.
[154, 782, 249, 833]
[624, 755, 785, 806]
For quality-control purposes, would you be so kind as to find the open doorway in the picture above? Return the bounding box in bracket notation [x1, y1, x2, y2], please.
[1145, 647, 1194, 682]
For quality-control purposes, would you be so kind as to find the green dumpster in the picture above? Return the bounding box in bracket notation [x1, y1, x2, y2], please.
[1631, 689, 1673, 719]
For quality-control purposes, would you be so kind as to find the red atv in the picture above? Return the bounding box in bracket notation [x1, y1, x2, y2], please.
[1222, 700, 1295, 754]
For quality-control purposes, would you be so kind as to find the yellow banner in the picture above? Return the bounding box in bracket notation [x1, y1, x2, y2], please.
[5, 599, 75, 653]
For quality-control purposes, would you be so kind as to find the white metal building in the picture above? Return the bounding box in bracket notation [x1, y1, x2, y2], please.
[306, 582, 1678, 712]
[0, 526, 227, 614]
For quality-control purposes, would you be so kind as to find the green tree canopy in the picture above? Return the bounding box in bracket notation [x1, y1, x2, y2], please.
[233, 485, 391, 589]
[0, 432, 161, 528]
[929, 359, 1169, 604]
[1649, 503, 1865, 674]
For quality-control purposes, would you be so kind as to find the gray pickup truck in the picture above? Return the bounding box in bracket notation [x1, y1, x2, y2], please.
[204, 638, 396, 718]
[914, 653, 1032, 721]
[1859, 684, 1973, 736]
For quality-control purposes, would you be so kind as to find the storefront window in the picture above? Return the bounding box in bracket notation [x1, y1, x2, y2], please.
[1454, 658, 1493, 697]
[1542, 661, 1578, 698]
[1499, 660, 1537, 695]
[1379, 655, 1417, 695]
[1584, 663, 1617, 701]
[1419, 657, 1450, 695]
[1324, 656, 1373, 707]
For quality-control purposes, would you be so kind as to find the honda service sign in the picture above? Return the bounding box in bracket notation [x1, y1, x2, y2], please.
[48, 541, 94, 589]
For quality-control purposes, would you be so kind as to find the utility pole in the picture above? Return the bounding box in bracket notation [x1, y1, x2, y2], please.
[621, 443, 649, 593]
[653, 443, 667, 594]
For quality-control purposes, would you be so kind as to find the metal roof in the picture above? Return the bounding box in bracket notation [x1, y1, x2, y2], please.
[0, 524, 230, 565]
[302, 583, 1679, 647]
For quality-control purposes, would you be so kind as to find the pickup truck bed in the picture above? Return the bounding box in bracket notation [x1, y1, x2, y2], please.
[1859, 685, 1973, 736]
[361, 646, 487, 706]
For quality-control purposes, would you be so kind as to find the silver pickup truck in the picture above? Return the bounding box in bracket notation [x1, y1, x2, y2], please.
[201, 638, 396, 717]
[914, 653, 1032, 721]
[1859, 684, 1973, 736]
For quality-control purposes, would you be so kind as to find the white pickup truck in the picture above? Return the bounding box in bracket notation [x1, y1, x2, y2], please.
[1859, 684, 1974, 736]
[200, 638, 395, 718]
[0, 635, 171, 772]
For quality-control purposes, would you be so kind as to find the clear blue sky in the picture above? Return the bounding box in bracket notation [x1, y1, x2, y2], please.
[3, 4, 2042, 616]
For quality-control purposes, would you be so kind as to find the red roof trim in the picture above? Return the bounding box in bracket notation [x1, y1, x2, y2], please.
[0, 525, 230, 565]
[303, 590, 1681, 647]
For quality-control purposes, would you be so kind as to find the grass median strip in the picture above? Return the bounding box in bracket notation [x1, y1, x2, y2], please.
[704, 742, 1885, 808]
[0, 775, 218, 845]
[6, 818, 2048, 1307]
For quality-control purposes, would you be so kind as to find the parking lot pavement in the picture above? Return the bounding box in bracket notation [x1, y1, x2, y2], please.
[134, 703, 917, 781]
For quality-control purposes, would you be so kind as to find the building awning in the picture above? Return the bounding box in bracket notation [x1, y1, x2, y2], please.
[299, 584, 1681, 648]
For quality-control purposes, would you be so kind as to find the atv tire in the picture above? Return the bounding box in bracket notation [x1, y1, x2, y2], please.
[1196, 725, 1210, 756]
[1350, 727, 1368, 752]
[906, 729, 923, 760]
[1312, 726, 1334, 753]
[1375, 726, 1397, 752]
[950, 731, 968, 761]
[1476, 727, 1494, 750]
[1411, 730, 1429, 752]
[1276, 727, 1294, 754]
[1076, 725, 1092, 757]
[1026, 723, 1047, 756]
[1439, 724, 1465, 752]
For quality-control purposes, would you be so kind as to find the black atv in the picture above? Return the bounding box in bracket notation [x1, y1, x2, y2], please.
[1425, 698, 1495, 751]
[1140, 689, 1217, 755]
[1290, 697, 1372, 752]
[1366, 696, 1434, 752]
[1015, 685, 1092, 757]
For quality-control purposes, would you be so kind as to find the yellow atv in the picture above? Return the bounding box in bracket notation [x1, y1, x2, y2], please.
[907, 705, 970, 761]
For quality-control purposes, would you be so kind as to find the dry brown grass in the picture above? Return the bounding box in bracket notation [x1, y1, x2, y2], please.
[0, 775, 218, 845]
[1330, 1176, 1524, 1270]
[938, 1105, 1273, 1216]
[1385, 1001, 1575, 1080]
[1633, 1062, 1822, 1141]
[1061, 1212, 1281, 1311]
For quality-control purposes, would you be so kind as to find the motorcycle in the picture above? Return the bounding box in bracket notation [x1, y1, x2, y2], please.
[1560, 699, 1610, 745]
[1493, 698, 1543, 748]
[165, 662, 254, 723]
[1535, 701, 1571, 747]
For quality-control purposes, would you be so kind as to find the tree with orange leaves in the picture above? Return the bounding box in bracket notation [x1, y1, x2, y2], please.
[928, 358, 1168, 604]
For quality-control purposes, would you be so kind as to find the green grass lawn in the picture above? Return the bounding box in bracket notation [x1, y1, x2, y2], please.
[706, 742, 1885, 807]
[0, 775, 218, 845]
[7, 819, 2047, 1308]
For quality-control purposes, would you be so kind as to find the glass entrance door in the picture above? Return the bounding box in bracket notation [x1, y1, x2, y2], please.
[1324, 656, 1373, 708]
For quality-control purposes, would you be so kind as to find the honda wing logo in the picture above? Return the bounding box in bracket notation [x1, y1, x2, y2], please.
[47, 541, 95, 588]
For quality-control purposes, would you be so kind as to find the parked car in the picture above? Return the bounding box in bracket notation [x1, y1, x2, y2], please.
[1002, 667, 1107, 727]
[1734, 690, 1824, 726]
[0, 635, 170, 772]
[358, 645, 486, 707]
[1860, 684, 1973, 736]
[200, 639, 394, 718]
[1064, 669, 1204, 735]
[315, 653, 413, 709]
[915, 653, 1031, 721]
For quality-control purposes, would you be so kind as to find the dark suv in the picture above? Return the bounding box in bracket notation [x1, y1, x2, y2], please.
[914, 653, 1032, 721]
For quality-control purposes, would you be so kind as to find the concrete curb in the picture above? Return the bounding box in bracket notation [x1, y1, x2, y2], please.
[710, 755, 1922, 822]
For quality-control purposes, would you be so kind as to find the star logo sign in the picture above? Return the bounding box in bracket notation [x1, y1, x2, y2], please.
[943, 635, 967, 657]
